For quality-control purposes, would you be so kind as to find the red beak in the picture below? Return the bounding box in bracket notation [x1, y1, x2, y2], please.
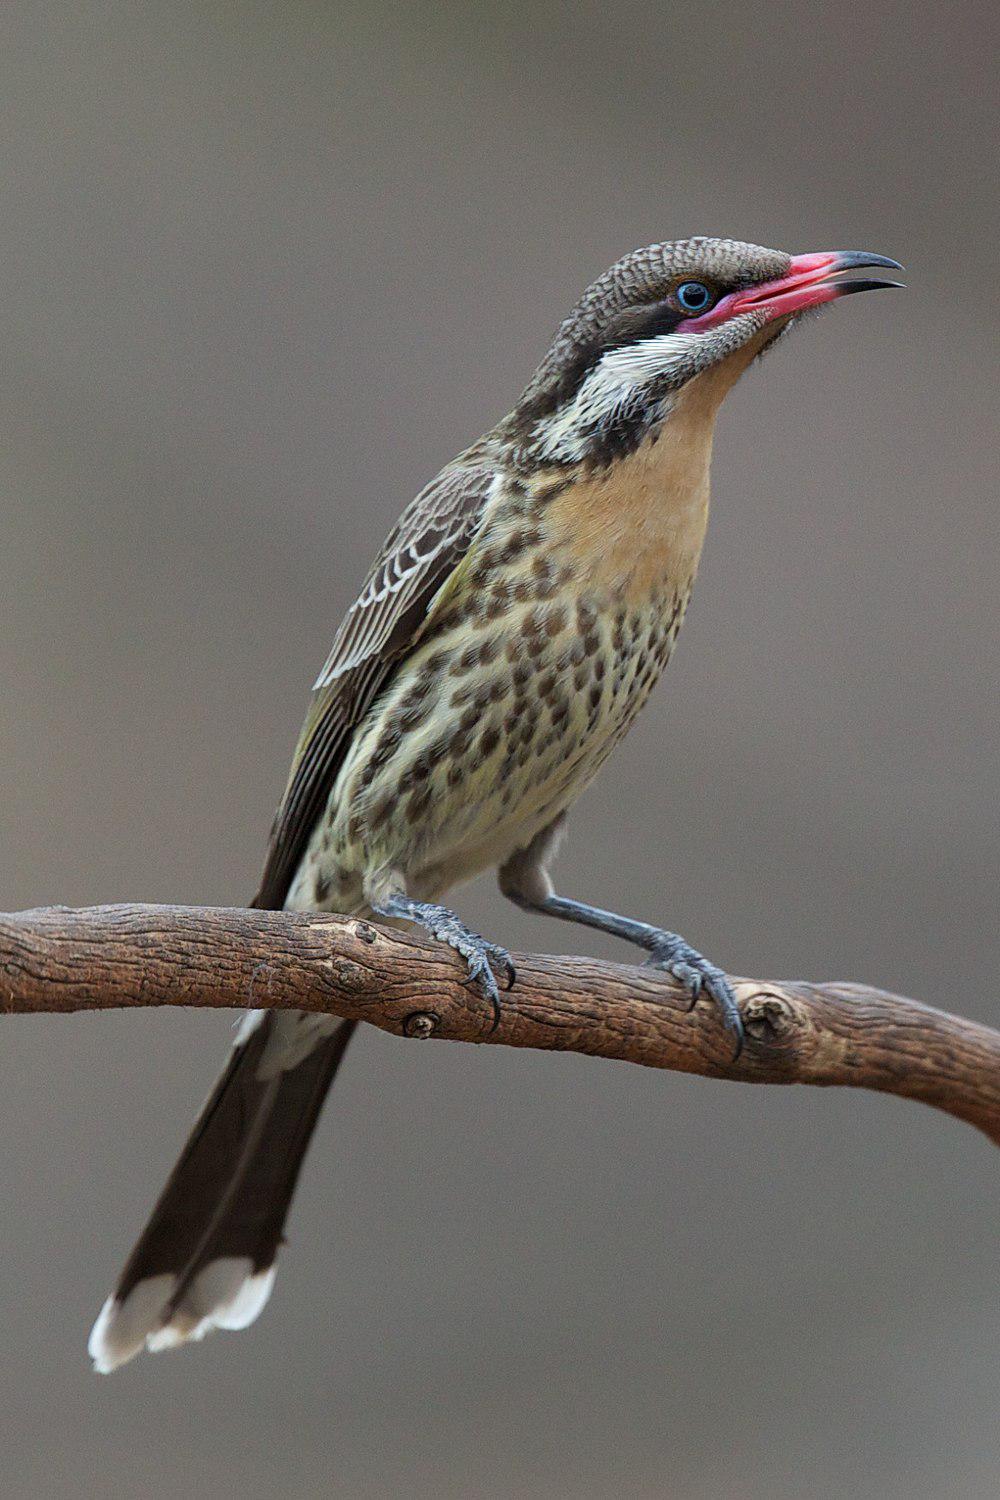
[678, 250, 904, 331]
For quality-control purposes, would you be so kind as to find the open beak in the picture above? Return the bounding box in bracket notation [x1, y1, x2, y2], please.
[679, 251, 905, 331]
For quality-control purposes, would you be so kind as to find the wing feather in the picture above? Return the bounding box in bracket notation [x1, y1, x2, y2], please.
[252, 462, 496, 910]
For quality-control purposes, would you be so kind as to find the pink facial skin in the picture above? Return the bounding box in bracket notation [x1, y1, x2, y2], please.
[678, 252, 858, 332]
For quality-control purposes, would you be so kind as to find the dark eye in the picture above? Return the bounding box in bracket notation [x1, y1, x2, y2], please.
[675, 280, 713, 314]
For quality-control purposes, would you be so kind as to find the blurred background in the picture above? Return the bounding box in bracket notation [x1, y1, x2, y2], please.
[1, 1, 998, 1495]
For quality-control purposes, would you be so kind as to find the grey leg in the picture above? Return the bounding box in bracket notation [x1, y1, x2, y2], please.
[499, 822, 743, 1052]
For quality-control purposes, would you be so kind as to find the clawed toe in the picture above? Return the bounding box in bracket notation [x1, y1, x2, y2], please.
[645, 934, 743, 1056]
[456, 936, 515, 1029]
[484, 943, 516, 991]
[378, 898, 513, 1031]
[667, 960, 703, 1008]
[419, 906, 512, 1026]
[456, 946, 508, 1031]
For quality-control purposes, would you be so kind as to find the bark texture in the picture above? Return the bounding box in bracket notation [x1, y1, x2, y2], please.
[2, 904, 998, 1148]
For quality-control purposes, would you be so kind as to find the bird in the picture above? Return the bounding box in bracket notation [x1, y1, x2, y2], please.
[88, 237, 901, 1371]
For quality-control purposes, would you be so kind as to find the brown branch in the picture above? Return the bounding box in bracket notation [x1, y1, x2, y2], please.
[1, 903, 998, 1148]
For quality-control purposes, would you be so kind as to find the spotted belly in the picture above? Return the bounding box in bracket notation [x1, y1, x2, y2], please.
[289, 571, 691, 911]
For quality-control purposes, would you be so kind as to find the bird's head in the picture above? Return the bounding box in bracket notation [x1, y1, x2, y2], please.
[508, 237, 902, 469]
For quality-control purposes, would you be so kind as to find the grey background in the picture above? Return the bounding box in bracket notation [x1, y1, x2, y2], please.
[0, 1, 997, 1496]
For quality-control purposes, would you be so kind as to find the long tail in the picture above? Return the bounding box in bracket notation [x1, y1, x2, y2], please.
[88, 1009, 356, 1373]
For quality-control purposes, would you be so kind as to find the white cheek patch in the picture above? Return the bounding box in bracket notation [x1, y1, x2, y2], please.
[532, 331, 705, 463]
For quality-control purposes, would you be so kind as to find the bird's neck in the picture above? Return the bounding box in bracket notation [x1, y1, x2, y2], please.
[528, 364, 735, 605]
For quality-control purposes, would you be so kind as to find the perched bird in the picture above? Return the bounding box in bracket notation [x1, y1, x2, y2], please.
[89, 237, 901, 1371]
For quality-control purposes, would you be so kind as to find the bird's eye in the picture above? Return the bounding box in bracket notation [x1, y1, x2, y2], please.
[675, 280, 713, 314]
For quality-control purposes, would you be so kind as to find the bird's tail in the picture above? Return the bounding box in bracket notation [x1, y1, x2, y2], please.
[88, 1009, 356, 1373]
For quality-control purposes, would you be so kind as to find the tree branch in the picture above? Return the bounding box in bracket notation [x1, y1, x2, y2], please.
[1, 903, 998, 1148]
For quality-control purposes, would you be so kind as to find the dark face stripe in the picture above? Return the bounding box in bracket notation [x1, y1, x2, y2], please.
[514, 297, 687, 425]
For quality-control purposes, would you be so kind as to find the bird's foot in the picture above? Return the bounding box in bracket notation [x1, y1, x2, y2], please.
[382, 900, 515, 1029]
[643, 931, 743, 1055]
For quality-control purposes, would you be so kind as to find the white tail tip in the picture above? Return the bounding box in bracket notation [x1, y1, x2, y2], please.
[88, 1259, 276, 1373]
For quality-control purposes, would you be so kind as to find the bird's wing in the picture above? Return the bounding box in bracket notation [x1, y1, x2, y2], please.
[252, 462, 497, 909]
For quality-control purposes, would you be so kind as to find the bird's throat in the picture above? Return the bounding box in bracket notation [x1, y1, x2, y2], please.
[542, 362, 736, 604]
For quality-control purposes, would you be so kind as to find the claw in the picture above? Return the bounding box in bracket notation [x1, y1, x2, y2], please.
[461, 959, 503, 1031]
[487, 946, 517, 991]
[469, 942, 514, 1028]
[373, 896, 512, 1033]
[644, 932, 744, 1059]
[668, 961, 702, 1007]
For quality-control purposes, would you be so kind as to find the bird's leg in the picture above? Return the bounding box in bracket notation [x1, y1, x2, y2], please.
[499, 831, 742, 1052]
[369, 890, 515, 1029]
[514, 891, 742, 1051]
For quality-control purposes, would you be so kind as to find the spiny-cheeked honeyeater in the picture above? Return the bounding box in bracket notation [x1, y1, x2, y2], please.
[89, 238, 902, 1370]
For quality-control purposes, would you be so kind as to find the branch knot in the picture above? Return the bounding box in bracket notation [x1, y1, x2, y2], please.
[403, 1011, 439, 1039]
[740, 987, 799, 1043]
